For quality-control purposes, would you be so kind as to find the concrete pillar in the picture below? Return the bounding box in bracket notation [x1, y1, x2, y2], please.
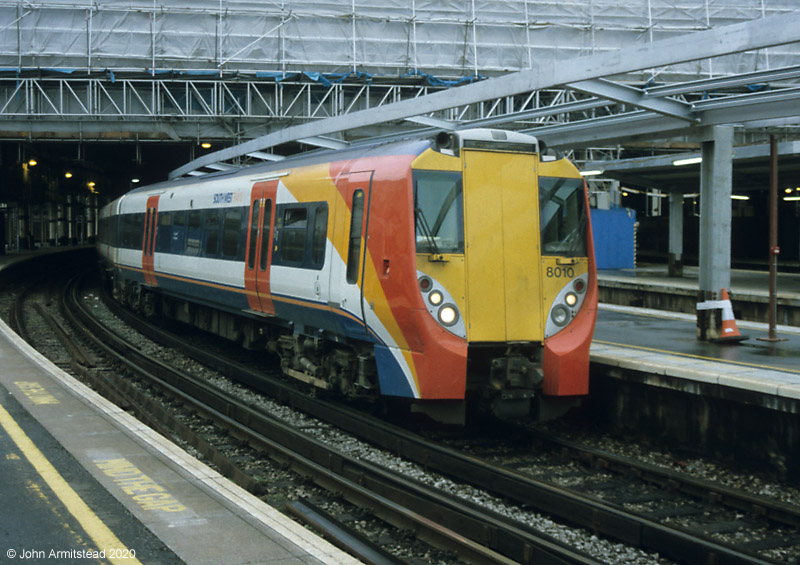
[57, 202, 67, 245]
[67, 194, 75, 244]
[609, 180, 622, 207]
[0, 209, 5, 255]
[85, 196, 95, 242]
[668, 193, 683, 277]
[92, 195, 99, 240]
[19, 204, 31, 249]
[48, 202, 57, 246]
[697, 125, 733, 341]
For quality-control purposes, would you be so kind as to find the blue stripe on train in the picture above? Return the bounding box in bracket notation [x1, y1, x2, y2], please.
[148, 269, 381, 344]
[374, 344, 415, 398]
[121, 265, 415, 398]
[153, 272, 250, 311]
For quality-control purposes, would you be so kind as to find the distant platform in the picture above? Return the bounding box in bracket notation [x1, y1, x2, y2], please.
[598, 265, 800, 326]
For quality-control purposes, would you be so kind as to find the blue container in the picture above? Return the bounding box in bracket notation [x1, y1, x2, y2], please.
[590, 207, 636, 270]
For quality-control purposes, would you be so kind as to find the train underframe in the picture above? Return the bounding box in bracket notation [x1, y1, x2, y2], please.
[109, 274, 576, 424]
[465, 343, 542, 417]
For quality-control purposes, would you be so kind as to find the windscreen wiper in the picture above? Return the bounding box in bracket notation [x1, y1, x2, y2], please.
[415, 207, 446, 261]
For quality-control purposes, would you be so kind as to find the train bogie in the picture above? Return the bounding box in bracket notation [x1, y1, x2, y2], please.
[98, 129, 597, 424]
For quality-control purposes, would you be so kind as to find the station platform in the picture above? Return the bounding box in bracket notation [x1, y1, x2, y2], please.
[598, 264, 800, 326]
[593, 304, 800, 402]
[594, 264, 800, 409]
[0, 250, 359, 564]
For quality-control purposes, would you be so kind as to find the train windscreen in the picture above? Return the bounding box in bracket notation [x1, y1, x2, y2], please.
[539, 177, 587, 257]
[413, 170, 464, 254]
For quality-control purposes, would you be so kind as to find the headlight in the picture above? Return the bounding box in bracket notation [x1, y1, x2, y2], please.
[551, 305, 570, 327]
[419, 276, 432, 293]
[565, 292, 578, 307]
[573, 278, 586, 294]
[438, 304, 459, 326]
[417, 270, 466, 339]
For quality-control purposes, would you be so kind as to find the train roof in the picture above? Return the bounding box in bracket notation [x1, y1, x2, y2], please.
[125, 136, 433, 197]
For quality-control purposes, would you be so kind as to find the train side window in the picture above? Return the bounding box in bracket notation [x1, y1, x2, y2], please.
[134, 213, 145, 249]
[119, 215, 131, 248]
[279, 207, 307, 264]
[346, 190, 365, 284]
[151, 209, 158, 255]
[186, 210, 203, 256]
[123, 215, 131, 248]
[150, 209, 158, 256]
[204, 209, 221, 257]
[259, 199, 272, 272]
[155, 211, 172, 253]
[222, 208, 243, 259]
[143, 209, 151, 253]
[247, 200, 261, 269]
[171, 211, 186, 254]
[144, 211, 155, 254]
[311, 204, 328, 268]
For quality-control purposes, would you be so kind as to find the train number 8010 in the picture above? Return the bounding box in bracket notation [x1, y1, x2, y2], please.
[546, 266, 575, 278]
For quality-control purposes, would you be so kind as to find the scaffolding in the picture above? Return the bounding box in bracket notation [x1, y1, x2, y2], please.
[0, 1, 798, 153]
[1, 0, 798, 82]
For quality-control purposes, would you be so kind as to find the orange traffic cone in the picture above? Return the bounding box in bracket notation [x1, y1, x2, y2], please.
[714, 288, 748, 343]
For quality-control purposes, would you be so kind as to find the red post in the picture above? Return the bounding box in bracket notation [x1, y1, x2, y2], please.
[759, 135, 785, 342]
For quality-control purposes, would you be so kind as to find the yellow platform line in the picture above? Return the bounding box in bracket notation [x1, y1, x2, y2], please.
[594, 339, 800, 375]
[0, 402, 142, 565]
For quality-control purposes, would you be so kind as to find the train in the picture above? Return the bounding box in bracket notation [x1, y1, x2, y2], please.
[97, 128, 597, 424]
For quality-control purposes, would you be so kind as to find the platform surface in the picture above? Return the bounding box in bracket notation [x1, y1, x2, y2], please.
[595, 305, 800, 375]
[0, 249, 360, 565]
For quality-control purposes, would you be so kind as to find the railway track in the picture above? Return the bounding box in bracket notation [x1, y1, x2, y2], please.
[86, 274, 800, 564]
[4, 251, 799, 564]
[58, 270, 598, 564]
[433, 425, 800, 564]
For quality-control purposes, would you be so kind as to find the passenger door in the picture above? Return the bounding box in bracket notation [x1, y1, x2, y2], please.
[244, 180, 278, 315]
[142, 195, 159, 286]
[329, 171, 373, 335]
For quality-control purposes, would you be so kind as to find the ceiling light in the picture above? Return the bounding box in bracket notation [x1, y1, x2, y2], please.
[131, 178, 140, 183]
[731, 195, 749, 200]
[28, 159, 37, 166]
[201, 142, 212, 149]
[64, 172, 72, 179]
[580, 169, 603, 176]
[672, 156, 702, 166]
[784, 196, 800, 201]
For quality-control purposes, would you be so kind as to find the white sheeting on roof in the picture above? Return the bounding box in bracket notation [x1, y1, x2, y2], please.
[0, 0, 797, 82]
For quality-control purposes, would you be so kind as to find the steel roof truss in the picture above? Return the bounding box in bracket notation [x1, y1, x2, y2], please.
[297, 136, 348, 150]
[568, 78, 697, 122]
[646, 65, 800, 98]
